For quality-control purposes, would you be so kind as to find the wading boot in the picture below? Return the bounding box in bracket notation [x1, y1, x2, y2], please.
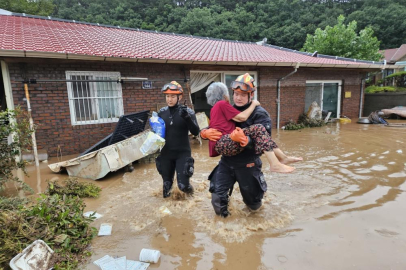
[163, 181, 172, 198]
[184, 185, 194, 196]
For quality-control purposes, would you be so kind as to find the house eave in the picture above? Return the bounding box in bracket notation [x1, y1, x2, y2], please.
[0, 50, 401, 70]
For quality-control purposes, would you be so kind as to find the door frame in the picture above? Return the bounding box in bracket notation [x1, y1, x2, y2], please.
[1, 60, 14, 111]
[306, 80, 342, 118]
[190, 70, 258, 100]
[1, 61, 15, 147]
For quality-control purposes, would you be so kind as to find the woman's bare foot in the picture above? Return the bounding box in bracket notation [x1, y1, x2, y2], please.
[270, 163, 295, 173]
[280, 156, 303, 164]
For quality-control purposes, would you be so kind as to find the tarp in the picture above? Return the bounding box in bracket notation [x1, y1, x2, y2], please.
[48, 130, 164, 180]
[381, 106, 406, 118]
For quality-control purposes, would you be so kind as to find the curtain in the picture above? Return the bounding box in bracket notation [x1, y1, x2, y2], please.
[190, 73, 220, 93]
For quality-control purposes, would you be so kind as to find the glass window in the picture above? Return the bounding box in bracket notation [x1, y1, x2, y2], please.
[66, 71, 124, 125]
[305, 81, 341, 118]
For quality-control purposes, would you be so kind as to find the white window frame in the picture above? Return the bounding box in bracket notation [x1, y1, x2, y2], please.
[66, 71, 124, 125]
[190, 70, 258, 100]
[306, 80, 342, 118]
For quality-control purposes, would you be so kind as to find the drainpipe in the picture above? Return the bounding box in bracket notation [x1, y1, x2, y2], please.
[359, 78, 365, 118]
[276, 63, 300, 129]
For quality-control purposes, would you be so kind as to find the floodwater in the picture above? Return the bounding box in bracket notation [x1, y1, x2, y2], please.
[9, 121, 406, 270]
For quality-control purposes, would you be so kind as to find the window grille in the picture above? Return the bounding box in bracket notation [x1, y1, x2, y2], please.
[66, 71, 124, 125]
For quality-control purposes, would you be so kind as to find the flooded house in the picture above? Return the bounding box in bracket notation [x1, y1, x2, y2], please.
[0, 11, 401, 157]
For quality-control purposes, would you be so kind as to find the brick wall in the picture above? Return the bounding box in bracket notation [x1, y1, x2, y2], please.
[258, 67, 365, 125]
[5, 58, 366, 156]
[7, 58, 191, 156]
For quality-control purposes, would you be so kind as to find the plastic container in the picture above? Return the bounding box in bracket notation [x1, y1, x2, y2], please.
[139, 248, 161, 263]
[149, 112, 166, 138]
[339, 118, 351, 123]
[10, 239, 54, 270]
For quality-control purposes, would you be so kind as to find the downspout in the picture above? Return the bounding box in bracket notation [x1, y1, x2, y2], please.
[359, 78, 365, 118]
[276, 63, 300, 129]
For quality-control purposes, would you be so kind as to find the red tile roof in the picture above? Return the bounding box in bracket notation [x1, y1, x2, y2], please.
[0, 14, 390, 68]
[382, 48, 398, 62]
[388, 44, 406, 63]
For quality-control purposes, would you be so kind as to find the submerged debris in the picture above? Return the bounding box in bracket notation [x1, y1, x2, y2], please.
[284, 114, 326, 130]
[0, 194, 97, 269]
[46, 178, 102, 198]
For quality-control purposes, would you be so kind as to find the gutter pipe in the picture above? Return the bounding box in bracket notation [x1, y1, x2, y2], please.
[359, 78, 365, 118]
[276, 63, 300, 129]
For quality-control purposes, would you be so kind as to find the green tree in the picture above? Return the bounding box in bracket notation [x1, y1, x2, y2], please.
[347, 1, 406, 49]
[0, 0, 54, 16]
[178, 8, 216, 37]
[302, 15, 382, 61]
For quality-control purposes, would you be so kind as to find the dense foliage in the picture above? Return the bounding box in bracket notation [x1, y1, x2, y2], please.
[0, 194, 97, 269]
[302, 15, 382, 61]
[366, 71, 406, 94]
[0, 0, 54, 16]
[0, 0, 405, 51]
[364, 86, 406, 94]
[284, 113, 326, 130]
[0, 107, 34, 192]
[386, 71, 406, 88]
[46, 178, 102, 198]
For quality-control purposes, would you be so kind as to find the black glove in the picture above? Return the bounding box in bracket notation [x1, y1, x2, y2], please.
[179, 105, 190, 119]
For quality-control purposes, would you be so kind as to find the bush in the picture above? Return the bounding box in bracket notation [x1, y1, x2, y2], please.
[284, 113, 326, 130]
[385, 71, 406, 87]
[284, 121, 305, 130]
[46, 178, 102, 198]
[376, 79, 384, 85]
[365, 86, 406, 93]
[0, 107, 34, 192]
[0, 194, 97, 269]
[298, 113, 326, 127]
[0, 197, 28, 211]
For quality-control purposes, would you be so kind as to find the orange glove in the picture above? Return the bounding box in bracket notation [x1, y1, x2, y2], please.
[230, 127, 248, 147]
[200, 128, 222, 142]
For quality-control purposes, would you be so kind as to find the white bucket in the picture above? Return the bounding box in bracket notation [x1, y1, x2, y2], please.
[139, 248, 160, 263]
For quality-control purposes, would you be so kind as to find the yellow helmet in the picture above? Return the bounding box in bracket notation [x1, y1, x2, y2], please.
[230, 73, 256, 93]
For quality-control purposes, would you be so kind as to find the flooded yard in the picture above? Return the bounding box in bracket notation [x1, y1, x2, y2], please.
[11, 121, 406, 270]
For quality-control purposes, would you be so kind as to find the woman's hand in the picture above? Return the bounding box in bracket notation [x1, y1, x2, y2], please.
[252, 100, 260, 106]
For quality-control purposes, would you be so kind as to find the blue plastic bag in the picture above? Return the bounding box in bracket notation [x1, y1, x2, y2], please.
[149, 111, 166, 138]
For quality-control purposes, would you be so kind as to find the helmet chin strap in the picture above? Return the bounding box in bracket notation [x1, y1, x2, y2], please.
[247, 93, 252, 106]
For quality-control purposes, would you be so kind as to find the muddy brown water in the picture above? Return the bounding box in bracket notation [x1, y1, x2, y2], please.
[6, 121, 406, 270]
